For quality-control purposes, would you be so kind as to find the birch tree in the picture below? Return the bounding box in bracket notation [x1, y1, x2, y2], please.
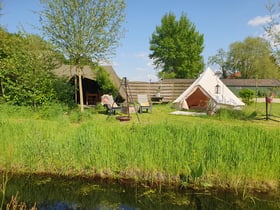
[39, 0, 126, 111]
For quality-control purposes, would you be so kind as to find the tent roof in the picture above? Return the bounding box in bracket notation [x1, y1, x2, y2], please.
[173, 67, 245, 107]
[53, 64, 126, 99]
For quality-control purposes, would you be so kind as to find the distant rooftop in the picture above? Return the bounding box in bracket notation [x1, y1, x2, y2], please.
[221, 79, 280, 87]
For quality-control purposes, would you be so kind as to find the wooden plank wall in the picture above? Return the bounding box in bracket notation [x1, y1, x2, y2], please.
[124, 78, 280, 103]
[127, 79, 194, 102]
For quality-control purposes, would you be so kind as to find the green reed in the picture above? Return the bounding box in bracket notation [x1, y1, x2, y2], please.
[0, 103, 279, 188]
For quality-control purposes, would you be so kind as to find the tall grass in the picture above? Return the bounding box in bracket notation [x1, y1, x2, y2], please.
[0, 103, 279, 190]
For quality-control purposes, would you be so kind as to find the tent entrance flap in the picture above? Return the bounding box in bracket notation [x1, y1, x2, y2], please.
[186, 87, 209, 110]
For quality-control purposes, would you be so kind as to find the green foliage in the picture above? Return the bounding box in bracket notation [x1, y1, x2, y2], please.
[95, 66, 117, 95]
[0, 29, 60, 107]
[53, 77, 76, 108]
[228, 37, 279, 79]
[208, 48, 230, 78]
[149, 12, 204, 79]
[39, 0, 126, 64]
[0, 103, 280, 191]
[209, 37, 280, 79]
[215, 108, 258, 121]
[239, 88, 255, 105]
[39, 0, 126, 111]
[35, 103, 69, 120]
[191, 164, 202, 183]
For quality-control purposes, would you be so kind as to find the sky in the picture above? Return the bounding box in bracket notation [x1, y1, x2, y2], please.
[0, 0, 273, 82]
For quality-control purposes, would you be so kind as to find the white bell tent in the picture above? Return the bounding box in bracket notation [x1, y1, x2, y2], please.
[173, 67, 245, 111]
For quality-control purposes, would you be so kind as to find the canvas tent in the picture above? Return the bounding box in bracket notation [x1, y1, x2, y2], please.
[173, 67, 245, 111]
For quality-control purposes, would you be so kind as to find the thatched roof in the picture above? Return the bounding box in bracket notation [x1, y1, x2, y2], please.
[54, 64, 126, 99]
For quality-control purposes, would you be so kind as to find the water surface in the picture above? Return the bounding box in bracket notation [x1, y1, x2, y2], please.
[3, 174, 279, 210]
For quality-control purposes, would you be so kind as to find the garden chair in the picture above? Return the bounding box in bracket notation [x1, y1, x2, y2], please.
[137, 94, 152, 113]
[101, 94, 122, 115]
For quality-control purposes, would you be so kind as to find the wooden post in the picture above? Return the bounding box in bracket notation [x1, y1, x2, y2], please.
[265, 97, 269, 120]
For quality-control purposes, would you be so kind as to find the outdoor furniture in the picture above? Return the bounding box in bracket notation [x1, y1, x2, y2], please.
[86, 93, 99, 105]
[137, 94, 152, 113]
[151, 96, 164, 104]
[101, 94, 122, 115]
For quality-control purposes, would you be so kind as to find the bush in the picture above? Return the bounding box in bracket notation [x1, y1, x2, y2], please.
[0, 31, 59, 107]
[239, 89, 255, 105]
[53, 77, 76, 108]
[95, 66, 118, 96]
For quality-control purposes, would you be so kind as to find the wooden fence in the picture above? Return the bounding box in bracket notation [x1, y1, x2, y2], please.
[126, 79, 280, 104]
[127, 79, 194, 102]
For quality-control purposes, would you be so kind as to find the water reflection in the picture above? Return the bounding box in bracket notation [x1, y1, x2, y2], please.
[2, 174, 279, 209]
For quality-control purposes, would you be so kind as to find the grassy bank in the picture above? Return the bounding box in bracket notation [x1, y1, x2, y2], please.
[0, 103, 279, 193]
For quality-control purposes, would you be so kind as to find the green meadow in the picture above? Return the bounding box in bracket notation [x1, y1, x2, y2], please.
[0, 103, 279, 193]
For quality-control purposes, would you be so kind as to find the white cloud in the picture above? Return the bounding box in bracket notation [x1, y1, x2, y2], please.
[248, 15, 271, 26]
[134, 52, 149, 59]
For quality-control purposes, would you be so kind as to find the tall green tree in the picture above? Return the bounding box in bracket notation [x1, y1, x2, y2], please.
[39, 0, 126, 111]
[149, 12, 204, 79]
[227, 37, 279, 79]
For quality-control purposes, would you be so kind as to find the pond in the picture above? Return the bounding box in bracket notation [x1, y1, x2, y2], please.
[2, 174, 280, 210]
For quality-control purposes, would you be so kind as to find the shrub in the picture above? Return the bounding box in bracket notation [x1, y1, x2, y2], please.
[95, 66, 118, 96]
[53, 77, 76, 108]
[0, 31, 59, 107]
[239, 89, 255, 105]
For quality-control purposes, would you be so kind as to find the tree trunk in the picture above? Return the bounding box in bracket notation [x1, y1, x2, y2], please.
[71, 65, 78, 103]
[74, 75, 78, 103]
[78, 67, 84, 112]
[0, 80, 5, 99]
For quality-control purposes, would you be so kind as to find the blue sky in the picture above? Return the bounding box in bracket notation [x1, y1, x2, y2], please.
[1, 0, 272, 81]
